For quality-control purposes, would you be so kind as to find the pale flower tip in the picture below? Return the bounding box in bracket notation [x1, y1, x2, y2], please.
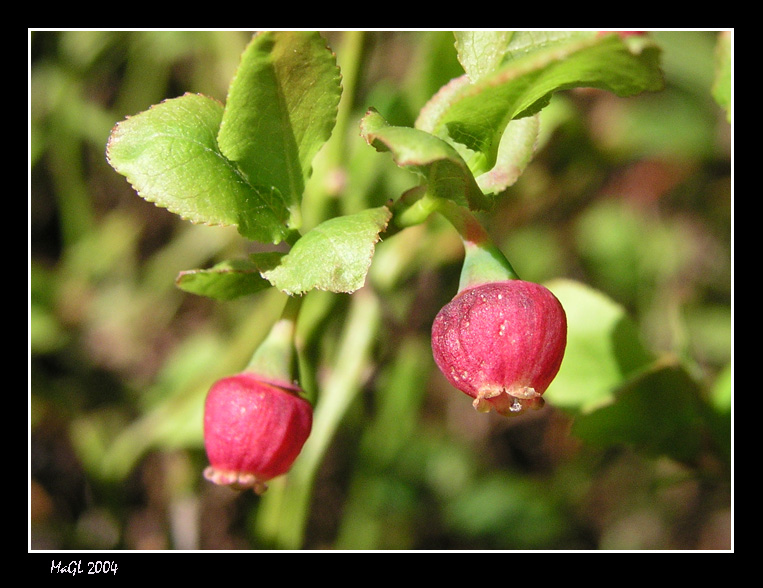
[509, 385, 540, 399]
[204, 466, 237, 486]
[203, 466, 269, 494]
[472, 395, 493, 413]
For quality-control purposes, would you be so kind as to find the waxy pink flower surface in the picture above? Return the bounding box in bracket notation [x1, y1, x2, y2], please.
[203, 372, 312, 493]
[431, 280, 567, 416]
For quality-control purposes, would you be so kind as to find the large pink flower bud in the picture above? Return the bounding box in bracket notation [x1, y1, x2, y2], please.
[431, 280, 567, 416]
[203, 372, 313, 493]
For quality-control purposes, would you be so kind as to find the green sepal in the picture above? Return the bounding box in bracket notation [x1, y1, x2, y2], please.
[459, 239, 520, 292]
[434, 198, 520, 291]
[245, 295, 303, 388]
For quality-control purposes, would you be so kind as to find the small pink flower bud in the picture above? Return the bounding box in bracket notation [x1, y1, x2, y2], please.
[431, 280, 567, 416]
[203, 372, 313, 493]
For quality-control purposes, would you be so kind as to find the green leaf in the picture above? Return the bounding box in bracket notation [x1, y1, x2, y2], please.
[360, 108, 490, 210]
[454, 31, 514, 82]
[497, 31, 597, 64]
[476, 113, 539, 194]
[453, 32, 596, 87]
[175, 252, 284, 300]
[420, 33, 664, 175]
[571, 360, 711, 465]
[414, 76, 542, 196]
[262, 206, 392, 295]
[218, 31, 342, 227]
[106, 93, 291, 243]
[712, 31, 731, 122]
[543, 279, 653, 413]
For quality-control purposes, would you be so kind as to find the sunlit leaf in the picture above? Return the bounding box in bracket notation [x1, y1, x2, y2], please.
[262, 206, 392, 295]
[454, 31, 514, 82]
[361, 108, 489, 210]
[476, 114, 539, 194]
[544, 279, 653, 413]
[420, 33, 663, 175]
[106, 93, 291, 243]
[218, 31, 342, 223]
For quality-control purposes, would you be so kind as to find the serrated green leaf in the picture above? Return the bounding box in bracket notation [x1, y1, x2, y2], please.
[498, 30, 596, 64]
[262, 206, 392, 295]
[106, 93, 291, 243]
[421, 33, 664, 175]
[175, 252, 284, 300]
[476, 113, 539, 194]
[453, 32, 596, 85]
[360, 108, 489, 210]
[218, 31, 342, 225]
[454, 31, 514, 82]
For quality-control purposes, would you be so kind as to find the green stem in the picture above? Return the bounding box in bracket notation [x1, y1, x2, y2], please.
[390, 185, 437, 230]
[245, 294, 303, 386]
[250, 31, 374, 550]
[253, 289, 381, 548]
[435, 198, 520, 291]
[331, 31, 364, 169]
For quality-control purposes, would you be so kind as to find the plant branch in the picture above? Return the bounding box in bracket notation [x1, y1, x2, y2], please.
[435, 198, 521, 290]
[253, 288, 381, 548]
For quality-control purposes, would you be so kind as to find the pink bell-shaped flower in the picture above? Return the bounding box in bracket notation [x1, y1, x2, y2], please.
[203, 372, 313, 494]
[432, 280, 567, 416]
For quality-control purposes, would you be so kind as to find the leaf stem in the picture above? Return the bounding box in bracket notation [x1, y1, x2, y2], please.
[435, 198, 521, 290]
[253, 288, 380, 548]
[244, 294, 303, 387]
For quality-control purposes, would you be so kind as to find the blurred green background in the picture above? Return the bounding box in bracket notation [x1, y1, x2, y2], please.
[29, 30, 731, 551]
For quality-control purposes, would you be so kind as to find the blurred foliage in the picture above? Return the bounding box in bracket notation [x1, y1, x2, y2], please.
[29, 30, 731, 551]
